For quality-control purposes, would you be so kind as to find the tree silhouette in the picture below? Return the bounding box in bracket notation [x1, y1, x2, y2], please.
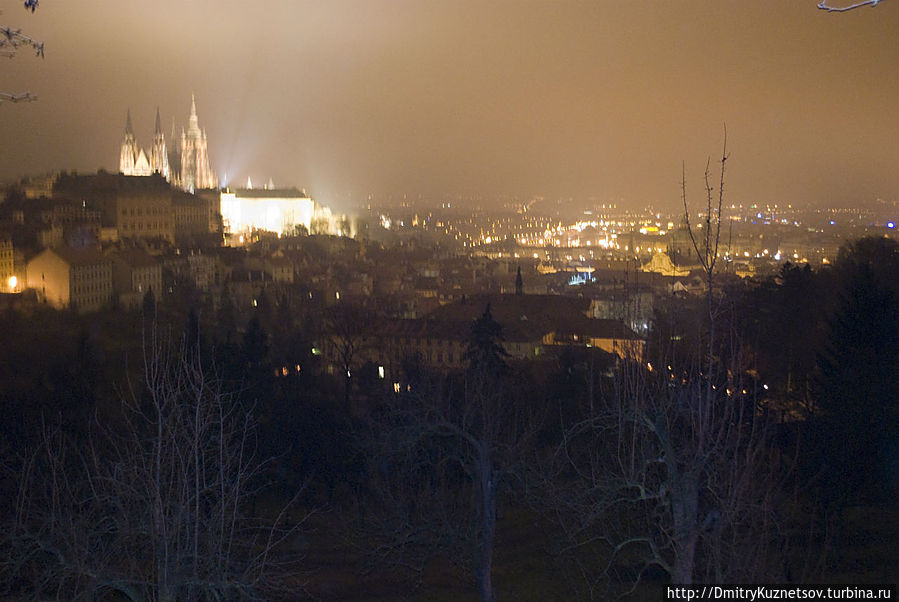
[464, 303, 509, 377]
[0, 328, 304, 600]
[360, 372, 535, 602]
[534, 140, 798, 593]
[815, 242, 899, 504]
[748, 262, 824, 418]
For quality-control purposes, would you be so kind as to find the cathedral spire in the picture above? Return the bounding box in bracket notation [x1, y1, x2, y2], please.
[180, 95, 217, 192]
[187, 93, 200, 136]
[120, 109, 138, 175]
[151, 106, 169, 179]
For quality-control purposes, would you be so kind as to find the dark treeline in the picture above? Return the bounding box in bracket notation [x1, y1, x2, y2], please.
[0, 236, 897, 600]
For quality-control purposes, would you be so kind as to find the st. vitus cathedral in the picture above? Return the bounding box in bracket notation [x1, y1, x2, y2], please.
[119, 95, 218, 193]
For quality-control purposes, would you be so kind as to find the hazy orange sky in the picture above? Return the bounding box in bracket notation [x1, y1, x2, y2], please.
[1, 1, 896, 211]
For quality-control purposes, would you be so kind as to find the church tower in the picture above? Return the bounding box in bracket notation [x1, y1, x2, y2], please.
[150, 107, 169, 178]
[180, 95, 217, 192]
[117, 97, 216, 191]
[120, 109, 152, 176]
[119, 109, 138, 175]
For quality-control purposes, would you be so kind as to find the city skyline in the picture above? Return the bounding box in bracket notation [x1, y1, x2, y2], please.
[1, 1, 897, 211]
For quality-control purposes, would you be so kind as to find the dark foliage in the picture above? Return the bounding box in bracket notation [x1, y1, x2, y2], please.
[814, 238, 899, 505]
[464, 303, 509, 377]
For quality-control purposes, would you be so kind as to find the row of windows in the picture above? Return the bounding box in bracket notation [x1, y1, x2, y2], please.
[384, 341, 463, 366]
[121, 207, 168, 217]
[73, 267, 110, 281]
[72, 293, 109, 309]
[390, 337, 466, 349]
[121, 222, 170, 231]
[73, 282, 110, 294]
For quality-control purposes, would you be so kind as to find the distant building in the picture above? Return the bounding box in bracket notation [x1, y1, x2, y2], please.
[426, 293, 644, 361]
[112, 247, 162, 309]
[115, 182, 174, 244]
[55, 172, 175, 245]
[341, 293, 646, 380]
[221, 187, 315, 241]
[173, 189, 220, 246]
[0, 234, 17, 292]
[53, 172, 222, 247]
[119, 96, 218, 193]
[161, 251, 219, 292]
[642, 252, 690, 277]
[26, 246, 113, 313]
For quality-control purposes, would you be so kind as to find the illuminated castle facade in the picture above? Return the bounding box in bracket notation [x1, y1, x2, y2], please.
[119, 95, 218, 193]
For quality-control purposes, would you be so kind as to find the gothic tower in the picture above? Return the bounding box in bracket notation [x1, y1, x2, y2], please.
[180, 95, 218, 192]
[118, 97, 216, 191]
[119, 109, 138, 175]
[120, 109, 152, 176]
[150, 107, 169, 178]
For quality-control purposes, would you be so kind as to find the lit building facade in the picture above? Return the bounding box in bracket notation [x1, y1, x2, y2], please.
[26, 247, 114, 313]
[0, 234, 17, 292]
[221, 188, 314, 240]
[120, 108, 167, 178]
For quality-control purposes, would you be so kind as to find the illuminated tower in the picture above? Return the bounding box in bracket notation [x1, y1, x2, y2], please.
[120, 109, 152, 176]
[150, 107, 169, 178]
[119, 109, 138, 175]
[180, 95, 218, 192]
[117, 98, 217, 191]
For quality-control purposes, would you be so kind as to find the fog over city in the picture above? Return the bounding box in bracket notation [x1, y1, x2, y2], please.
[2, 1, 897, 210]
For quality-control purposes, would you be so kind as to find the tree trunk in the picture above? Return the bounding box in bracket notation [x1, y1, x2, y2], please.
[475, 442, 497, 602]
[670, 472, 699, 585]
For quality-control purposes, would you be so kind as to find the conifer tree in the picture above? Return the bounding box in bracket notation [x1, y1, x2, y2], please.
[465, 303, 508, 376]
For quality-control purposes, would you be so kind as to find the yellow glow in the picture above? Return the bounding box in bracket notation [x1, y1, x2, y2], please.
[221, 190, 314, 238]
[8, 275, 17, 289]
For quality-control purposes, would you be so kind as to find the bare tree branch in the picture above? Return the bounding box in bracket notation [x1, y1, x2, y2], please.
[0, 90, 37, 103]
[1, 328, 307, 601]
[1, 3, 44, 103]
[0, 25, 43, 57]
[818, 0, 883, 11]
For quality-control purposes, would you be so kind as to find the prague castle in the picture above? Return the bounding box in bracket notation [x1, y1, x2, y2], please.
[115, 96, 352, 244]
[119, 95, 218, 193]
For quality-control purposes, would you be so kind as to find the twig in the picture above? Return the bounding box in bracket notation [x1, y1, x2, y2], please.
[817, 0, 882, 11]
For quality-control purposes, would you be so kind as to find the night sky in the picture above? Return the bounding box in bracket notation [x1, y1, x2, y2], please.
[1, 1, 896, 211]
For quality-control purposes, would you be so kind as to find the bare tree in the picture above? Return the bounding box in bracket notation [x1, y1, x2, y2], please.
[533, 141, 802, 597]
[323, 301, 375, 415]
[359, 360, 536, 602]
[1, 328, 305, 601]
[1, 0, 43, 104]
